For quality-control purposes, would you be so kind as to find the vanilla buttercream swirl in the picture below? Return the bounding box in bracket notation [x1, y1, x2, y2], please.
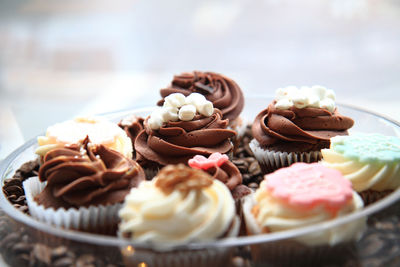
[252, 102, 354, 147]
[321, 134, 400, 192]
[135, 109, 236, 166]
[35, 138, 145, 209]
[158, 71, 244, 121]
[118, 178, 235, 244]
[253, 180, 365, 246]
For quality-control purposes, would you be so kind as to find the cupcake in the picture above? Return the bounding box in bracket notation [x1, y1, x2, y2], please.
[118, 114, 144, 158]
[118, 164, 240, 267]
[250, 85, 354, 173]
[188, 152, 251, 201]
[243, 162, 365, 266]
[321, 133, 400, 205]
[157, 71, 246, 147]
[36, 116, 133, 159]
[23, 137, 145, 234]
[135, 93, 236, 178]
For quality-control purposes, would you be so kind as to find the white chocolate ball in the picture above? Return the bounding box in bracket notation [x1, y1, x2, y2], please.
[178, 104, 196, 121]
[164, 93, 186, 108]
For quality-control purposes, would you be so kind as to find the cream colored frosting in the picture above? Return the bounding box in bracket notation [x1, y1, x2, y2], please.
[322, 148, 400, 192]
[118, 178, 235, 245]
[35, 117, 133, 158]
[252, 180, 365, 246]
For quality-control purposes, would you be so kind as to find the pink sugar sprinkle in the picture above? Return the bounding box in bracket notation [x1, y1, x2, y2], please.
[188, 153, 229, 170]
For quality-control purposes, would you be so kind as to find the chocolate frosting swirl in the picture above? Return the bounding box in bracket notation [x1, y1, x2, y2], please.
[158, 71, 244, 121]
[35, 138, 145, 209]
[118, 115, 144, 156]
[204, 161, 242, 191]
[135, 109, 236, 166]
[252, 102, 354, 151]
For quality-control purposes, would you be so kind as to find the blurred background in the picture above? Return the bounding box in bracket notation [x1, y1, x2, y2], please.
[1, 0, 400, 159]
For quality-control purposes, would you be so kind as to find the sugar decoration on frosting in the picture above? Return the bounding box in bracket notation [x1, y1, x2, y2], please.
[148, 93, 214, 130]
[331, 133, 400, 163]
[265, 163, 353, 211]
[274, 85, 336, 112]
[155, 164, 213, 195]
[188, 152, 229, 170]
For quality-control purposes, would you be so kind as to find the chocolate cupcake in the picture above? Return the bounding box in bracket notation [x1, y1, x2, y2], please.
[322, 133, 400, 205]
[23, 137, 145, 234]
[250, 85, 354, 173]
[135, 93, 236, 178]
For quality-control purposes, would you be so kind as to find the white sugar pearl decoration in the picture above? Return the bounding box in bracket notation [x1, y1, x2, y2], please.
[292, 92, 309, 109]
[164, 93, 186, 108]
[325, 89, 336, 100]
[160, 106, 179, 122]
[309, 85, 327, 100]
[197, 101, 214, 116]
[148, 112, 164, 130]
[320, 98, 335, 112]
[179, 104, 196, 121]
[185, 93, 207, 106]
[275, 99, 293, 110]
[274, 85, 336, 111]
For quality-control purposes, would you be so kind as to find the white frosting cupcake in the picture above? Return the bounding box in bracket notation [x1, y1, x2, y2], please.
[35, 116, 133, 158]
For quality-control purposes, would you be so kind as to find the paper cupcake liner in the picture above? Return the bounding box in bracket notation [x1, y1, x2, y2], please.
[242, 195, 362, 266]
[23, 177, 121, 235]
[249, 139, 321, 174]
[120, 216, 240, 267]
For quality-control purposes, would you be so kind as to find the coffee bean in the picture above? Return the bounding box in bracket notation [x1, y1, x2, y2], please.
[249, 161, 261, 176]
[33, 244, 52, 265]
[4, 185, 23, 195]
[51, 246, 69, 261]
[53, 256, 75, 267]
[76, 254, 96, 267]
[12, 242, 32, 254]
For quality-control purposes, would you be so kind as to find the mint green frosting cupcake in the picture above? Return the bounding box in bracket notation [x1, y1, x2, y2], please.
[321, 133, 400, 193]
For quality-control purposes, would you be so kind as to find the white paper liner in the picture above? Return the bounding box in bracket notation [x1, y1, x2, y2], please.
[23, 177, 121, 233]
[120, 216, 240, 267]
[249, 139, 321, 173]
[242, 195, 363, 266]
[228, 116, 248, 139]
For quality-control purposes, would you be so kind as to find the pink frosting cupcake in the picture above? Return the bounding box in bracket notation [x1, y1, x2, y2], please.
[243, 163, 365, 266]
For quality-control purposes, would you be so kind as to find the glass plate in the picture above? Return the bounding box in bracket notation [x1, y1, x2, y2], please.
[1, 95, 400, 266]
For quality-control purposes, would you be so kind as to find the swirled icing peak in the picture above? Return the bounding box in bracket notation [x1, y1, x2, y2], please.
[330, 133, 400, 163]
[135, 107, 235, 166]
[275, 85, 336, 112]
[265, 163, 353, 212]
[35, 137, 145, 209]
[158, 71, 244, 121]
